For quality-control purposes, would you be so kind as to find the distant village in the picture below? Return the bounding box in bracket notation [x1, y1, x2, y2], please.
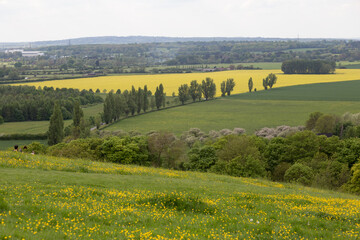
[4, 49, 44, 57]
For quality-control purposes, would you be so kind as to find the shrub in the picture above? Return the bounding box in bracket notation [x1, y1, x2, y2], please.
[184, 145, 217, 172]
[47, 138, 104, 160]
[0, 115, 3, 124]
[345, 162, 360, 194]
[100, 136, 149, 165]
[284, 163, 314, 186]
[24, 142, 47, 154]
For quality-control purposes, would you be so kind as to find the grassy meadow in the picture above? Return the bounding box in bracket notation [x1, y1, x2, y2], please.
[105, 80, 360, 134]
[0, 103, 103, 135]
[15, 69, 360, 97]
[0, 151, 360, 239]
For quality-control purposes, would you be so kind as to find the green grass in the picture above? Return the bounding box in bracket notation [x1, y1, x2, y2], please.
[105, 80, 360, 134]
[234, 79, 360, 101]
[0, 140, 47, 151]
[0, 151, 359, 239]
[0, 103, 103, 135]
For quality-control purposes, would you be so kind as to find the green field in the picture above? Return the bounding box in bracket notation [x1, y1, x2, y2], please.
[0, 151, 359, 239]
[0, 140, 47, 151]
[105, 80, 360, 134]
[0, 103, 102, 135]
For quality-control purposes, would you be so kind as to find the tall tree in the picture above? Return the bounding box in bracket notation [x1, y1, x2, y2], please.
[266, 73, 277, 89]
[201, 77, 216, 100]
[262, 78, 269, 90]
[136, 87, 144, 114]
[103, 93, 114, 124]
[143, 85, 149, 112]
[189, 80, 202, 102]
[225, 78, 235, 96]
[72, 100, 84, 138]
[248, 77, 253, 92]
[178, 84, 190, 105]
[47, 102, 64, 146]
[220, 81, 226, 97]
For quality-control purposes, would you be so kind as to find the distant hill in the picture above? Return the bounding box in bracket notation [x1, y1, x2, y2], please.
[0, 36, 350, 48]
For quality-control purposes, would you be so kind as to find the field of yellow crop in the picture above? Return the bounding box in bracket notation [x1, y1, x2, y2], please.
[16, 69, 360, 97]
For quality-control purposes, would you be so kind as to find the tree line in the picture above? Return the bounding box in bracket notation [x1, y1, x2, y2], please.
[281, 59, 336, 74]
[22, 124, 360, 195]
[0, 85, 103, 122]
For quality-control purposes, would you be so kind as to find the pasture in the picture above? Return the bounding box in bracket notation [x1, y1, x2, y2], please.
[15, 69, 360, 97]
[105, 80, 360, 134]
[0, 103, 102, 135]
[0, 151, 359, 239]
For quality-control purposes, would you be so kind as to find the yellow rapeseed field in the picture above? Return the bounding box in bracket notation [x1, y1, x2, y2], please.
[16, 69, 360, 97]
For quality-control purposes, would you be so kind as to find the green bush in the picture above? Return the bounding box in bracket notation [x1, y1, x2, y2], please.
[24, 142, 48, 154]
[0, 115, 4, 124]
[344, 162, 360, 194]
[314, 161, 350, 189]
[47, 138, 104, 160]
[100, 136, 149, 165]
[184, 145, 217, 172]
[284, 163, 314, 186]
[211, 155, 267, 178]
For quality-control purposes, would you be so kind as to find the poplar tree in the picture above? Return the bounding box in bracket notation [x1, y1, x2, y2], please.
[220, 81, 226, 97]
[201, 77, 216, 100]
[248, 77, 253, 92]
[47, 102, 64, 146]
[178, 84, 190, 105]
[225, 78, 235, 96]
[143, 85, 149, 112]
[189, 80, 202, 102]
[72, 100, 84, 138]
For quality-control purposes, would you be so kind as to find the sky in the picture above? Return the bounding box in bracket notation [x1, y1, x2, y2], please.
[0, 0, 359, 42]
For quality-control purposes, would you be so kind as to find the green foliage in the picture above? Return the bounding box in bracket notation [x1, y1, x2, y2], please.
[47, 102, 64, 146]
[284, 163, 314, 186]
[25, 142, 47, 154]
[225, 78, 235, 96]
[306, 112, 323, 130]
[178, 84, 190, 104]
[315, 114, 336, 133]
[100, 136, 149, 165]
[282, 59, 336, 74]
[345, 162, 360, 194]
[48, 138, 104, 160]
[189, 80, 202, 102]
[224, 155, 267, 178]
[220, 81, 226, 97]
[201, 77, 216, 100]
[0, 115, 3, 125]
[266, 73, 277, 89]
[248, 77, 253, 92]
[184, 145, 217, 172]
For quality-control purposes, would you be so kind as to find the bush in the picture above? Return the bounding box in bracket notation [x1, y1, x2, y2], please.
[184, 145, 217, 172]
[345, 162, 360, 194]
[24, 142, 47, 154]
[284, 163, 314, 186]
[100, 136, 149, 165]
[47, 138, 104, 160]
[0, 115, 3, 124]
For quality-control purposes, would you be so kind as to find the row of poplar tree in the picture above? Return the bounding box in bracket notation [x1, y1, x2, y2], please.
[103, 77, 229, 123]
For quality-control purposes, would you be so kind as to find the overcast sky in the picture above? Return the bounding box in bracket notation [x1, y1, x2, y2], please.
[0, 0, 359, 42]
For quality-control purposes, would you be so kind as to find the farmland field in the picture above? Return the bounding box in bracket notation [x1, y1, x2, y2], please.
[0, 140, 47, 151]
[0, 103, 102, 135]
[15, 69, 360, 97]
[105, 80, 360, 134]
[1, 151, 360, 239]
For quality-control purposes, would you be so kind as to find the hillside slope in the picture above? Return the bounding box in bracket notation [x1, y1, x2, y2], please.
[0, 151, 359, 239]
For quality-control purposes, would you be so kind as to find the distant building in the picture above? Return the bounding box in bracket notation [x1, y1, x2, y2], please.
[5, 49, 44, 57]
